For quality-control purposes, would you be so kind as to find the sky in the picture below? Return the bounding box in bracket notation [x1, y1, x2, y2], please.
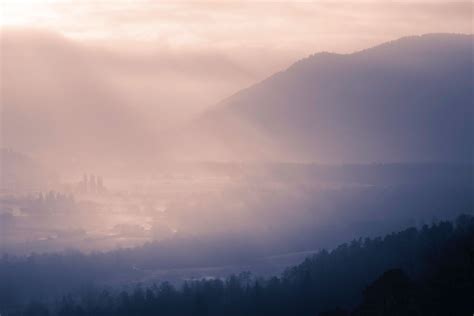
[1, 0, 471, 103]
[1, 0, 472, 116]
[1, 0, 472, 91]
[2, 0, 472, 53]
[0, 0, 472, 162]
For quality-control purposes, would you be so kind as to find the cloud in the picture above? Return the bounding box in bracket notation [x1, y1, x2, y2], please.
[2, 1, 471, 53]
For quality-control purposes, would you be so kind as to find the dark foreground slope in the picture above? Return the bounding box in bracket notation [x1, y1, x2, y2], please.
[182, 34, 473, 163]
[4, 214, 473, 316]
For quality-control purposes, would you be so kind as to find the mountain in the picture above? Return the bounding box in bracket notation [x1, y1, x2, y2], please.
[182, 34, 473, 163]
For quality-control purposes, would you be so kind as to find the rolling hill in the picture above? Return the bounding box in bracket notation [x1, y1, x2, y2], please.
[182, 34, 473, 163]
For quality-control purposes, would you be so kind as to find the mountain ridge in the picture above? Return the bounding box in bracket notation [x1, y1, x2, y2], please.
[180, 33, 473, 163]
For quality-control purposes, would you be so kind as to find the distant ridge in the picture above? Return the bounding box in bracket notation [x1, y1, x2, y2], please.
[181, 34, 473, 163]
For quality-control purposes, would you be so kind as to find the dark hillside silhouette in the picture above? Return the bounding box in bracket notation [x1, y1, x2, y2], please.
[184, 34, 473, 163]
[3, 214, 473, 316]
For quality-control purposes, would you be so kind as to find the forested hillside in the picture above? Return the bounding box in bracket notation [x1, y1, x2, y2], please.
[3, 214, 473, 316]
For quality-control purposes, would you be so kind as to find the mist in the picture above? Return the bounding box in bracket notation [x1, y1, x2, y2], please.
[1, 28, 279, 169]
[0, 2, 473, 315]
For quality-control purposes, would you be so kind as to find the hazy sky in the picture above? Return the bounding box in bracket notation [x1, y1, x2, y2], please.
[1, 0, 471, 112]
[1, 0, 471, 105]
[2, 0, 472, 53]
[0, 0, 472, 162]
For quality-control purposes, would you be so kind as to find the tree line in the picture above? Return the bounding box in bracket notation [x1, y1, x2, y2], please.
[2, 214, 472, 315]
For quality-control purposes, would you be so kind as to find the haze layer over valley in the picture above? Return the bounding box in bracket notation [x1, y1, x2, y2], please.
[2, 33, 472, 264]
